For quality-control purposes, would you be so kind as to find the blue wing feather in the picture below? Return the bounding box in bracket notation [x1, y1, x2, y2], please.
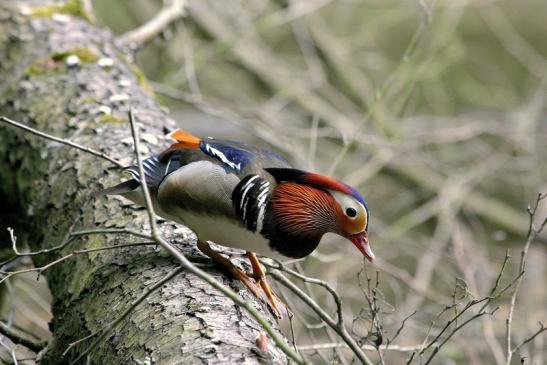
[199, 140, 288, 172]
[119, 139, 289, 191]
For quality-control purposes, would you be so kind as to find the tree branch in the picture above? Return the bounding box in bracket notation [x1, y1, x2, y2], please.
[119, 0, 187, 47]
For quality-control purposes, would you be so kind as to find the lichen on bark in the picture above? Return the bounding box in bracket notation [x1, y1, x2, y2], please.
[0, 1, 287, 364]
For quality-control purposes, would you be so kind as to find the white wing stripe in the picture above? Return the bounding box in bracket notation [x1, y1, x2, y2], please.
[204, 143, 241, 170]
[164, 157, 172, 175]
[142, 159, 155, 172]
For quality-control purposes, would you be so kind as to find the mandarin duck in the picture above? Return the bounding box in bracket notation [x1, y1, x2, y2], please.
[101, 129, 373, 317]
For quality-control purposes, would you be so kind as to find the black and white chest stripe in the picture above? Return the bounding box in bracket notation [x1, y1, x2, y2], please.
[232, 175, 271, 233]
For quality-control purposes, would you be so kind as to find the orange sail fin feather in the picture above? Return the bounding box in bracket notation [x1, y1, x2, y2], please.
[160, 129, 202, 158]
[168, 129, 201, 149]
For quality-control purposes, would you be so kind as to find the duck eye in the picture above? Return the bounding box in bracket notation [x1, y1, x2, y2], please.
[345, 207, 357, 218]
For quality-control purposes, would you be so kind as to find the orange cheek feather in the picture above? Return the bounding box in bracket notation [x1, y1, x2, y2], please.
[272, 183, 339, 236]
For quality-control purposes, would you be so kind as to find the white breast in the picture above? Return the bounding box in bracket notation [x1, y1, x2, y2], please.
[174, 209, 288, 261]
[123, 160, 290, 260]
[123, 188, 286, 259]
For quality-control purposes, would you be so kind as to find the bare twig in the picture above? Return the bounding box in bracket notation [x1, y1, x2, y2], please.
[0, 242, 155, 285]
[385, 310, 417, 352]
[263, 260, 344, 326]
[7, 228, 21, 256]
[70, 228, 152, 241]
[297, 342, 424, 352]
[478, 251, 511, 313]
[359, 269, 417, 362]
[0, 116, 123, 168]
[119, 0, 187, 46]
[263, 259, 354, 364]
[403, 244, 525, 364]
[452, 222, 505, 365]
[505, 193, 547, 365]
[511, 323, 546, 355]
[1, 227, 151, 268]
[284, 263, 348, 365]
[356, 267, 388, 364]
[423, 302, 499, 365]
[269, 270, 373, 365]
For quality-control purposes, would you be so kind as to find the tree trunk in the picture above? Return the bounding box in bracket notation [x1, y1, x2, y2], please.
[0, 1, 287, 364]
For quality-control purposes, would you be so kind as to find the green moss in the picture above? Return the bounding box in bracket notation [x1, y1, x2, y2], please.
[84, 234, 107, 261]
[80, 96, 98, 105]
[116, 52, 154, 94]
[49, 170, 76, 209]
[26, 59, 58, 76]
[25, 48, 98, 76]
[97, 114, 124, 124]
[129, 63, 154, 94]
[51, 48, 98, 63]
[30, 0, 93, 22]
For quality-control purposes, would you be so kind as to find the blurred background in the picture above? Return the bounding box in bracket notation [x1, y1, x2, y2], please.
[2, 0, 546, 364]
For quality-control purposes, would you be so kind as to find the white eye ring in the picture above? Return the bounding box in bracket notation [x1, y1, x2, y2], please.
[345, 207, 357, 218]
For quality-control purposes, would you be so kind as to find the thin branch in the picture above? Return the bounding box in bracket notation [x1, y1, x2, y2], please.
[283, 263, 347, 365]
[478, 250, 510, 313]
[0, 321, 47, 353]
[0, 242, 155, 284]
[119, 0, 187, 46]
[1, 227, 152, 268]
[424, 306, 499, 364]
[407, 272, 519, 362]
[297, 342, 425, 352]
[269, 270, 373, 365]
[356, 267, 388, 364]
[70, 228, 152, 241]
[505, 193, 547, 365]
[7, 228, 21, 256]
[385, 311, 417, 355]
[406, 193, 546, 365]
[0, 116, 124, 168]
[263, 260, 352, 364]
[263, 260, 344, 326]
[511, 322, 546, 354]
[1, 218, 80, 269]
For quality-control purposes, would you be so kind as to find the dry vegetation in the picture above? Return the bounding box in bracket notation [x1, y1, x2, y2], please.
[1, 0, 546, 364]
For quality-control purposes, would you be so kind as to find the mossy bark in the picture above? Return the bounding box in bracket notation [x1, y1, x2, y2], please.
[0, 1, 287, 364]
